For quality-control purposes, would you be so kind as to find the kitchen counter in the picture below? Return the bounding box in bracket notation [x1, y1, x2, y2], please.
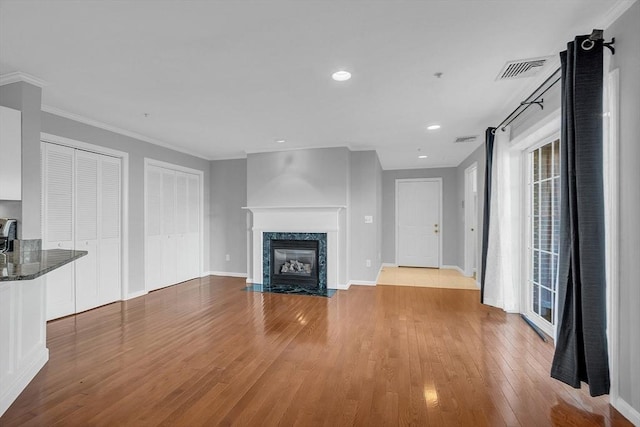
[0, 249, 87, 281]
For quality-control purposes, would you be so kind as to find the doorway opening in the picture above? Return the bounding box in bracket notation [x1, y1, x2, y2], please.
[464, 163, 478, 278]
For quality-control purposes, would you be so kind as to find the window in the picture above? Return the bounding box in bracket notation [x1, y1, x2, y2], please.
[527, 138, 560, 329]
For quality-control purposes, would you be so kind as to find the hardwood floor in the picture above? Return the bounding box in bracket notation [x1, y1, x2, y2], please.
[1, 276, 632, 426]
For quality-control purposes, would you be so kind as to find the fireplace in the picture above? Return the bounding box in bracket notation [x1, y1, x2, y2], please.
[270, 239, 319, 288]
[262, 232, 327, 289]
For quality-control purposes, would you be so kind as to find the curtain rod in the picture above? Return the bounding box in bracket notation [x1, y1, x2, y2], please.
[495, 29, 615, 133]
[494, 67, 561, 133]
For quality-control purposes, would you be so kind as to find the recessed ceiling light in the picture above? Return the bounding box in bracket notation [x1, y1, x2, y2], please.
[427, 124, 441, 131]
[332, 70, 352, 82]
[418, 155, 428, 159]
[275, 139, 285, 144]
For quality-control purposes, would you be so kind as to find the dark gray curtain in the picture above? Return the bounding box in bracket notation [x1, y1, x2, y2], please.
[480, 127, 495, 304]
[551, 34, 609, 397]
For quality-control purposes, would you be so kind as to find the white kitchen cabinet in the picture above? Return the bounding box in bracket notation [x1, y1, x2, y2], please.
[0, 106, 22, 200]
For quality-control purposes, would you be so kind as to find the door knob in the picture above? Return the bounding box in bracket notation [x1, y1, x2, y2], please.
[434, 230, 439, 234]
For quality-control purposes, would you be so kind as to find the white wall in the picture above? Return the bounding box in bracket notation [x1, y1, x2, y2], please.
[210, 158, 247, 275]
[247, 147, 349, 207]
[607, 1, 640, 419]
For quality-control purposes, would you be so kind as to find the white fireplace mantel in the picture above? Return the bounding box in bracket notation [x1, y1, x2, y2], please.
[243, 206, 348, 289]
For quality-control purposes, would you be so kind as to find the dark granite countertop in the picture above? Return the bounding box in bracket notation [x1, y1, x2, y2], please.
[0, 249, 88, 282]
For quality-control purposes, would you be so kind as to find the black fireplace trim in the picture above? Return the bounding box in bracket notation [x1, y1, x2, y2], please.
[262, 232, 327, 289]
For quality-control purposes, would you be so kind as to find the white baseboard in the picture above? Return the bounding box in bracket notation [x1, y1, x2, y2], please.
[441, 265, 464, 274]
[0, 348, 48, 417]
[348, 280, 376, 287]
[612, 396, 640, 426]
[125, 290, 148, 300]
[381, 263, 398, 268]
[204, 271, 248, 278]
[334, 283, 350, 290]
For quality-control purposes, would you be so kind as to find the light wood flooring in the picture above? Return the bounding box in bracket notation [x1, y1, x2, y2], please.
[377, 266, 479, 290]
[1, 276, 631, 426]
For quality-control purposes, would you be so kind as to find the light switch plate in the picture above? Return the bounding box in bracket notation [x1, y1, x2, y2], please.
[364, 215, 373, 224]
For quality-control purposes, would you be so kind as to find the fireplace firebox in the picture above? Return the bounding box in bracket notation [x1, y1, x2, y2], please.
[270, 240, 319, 288]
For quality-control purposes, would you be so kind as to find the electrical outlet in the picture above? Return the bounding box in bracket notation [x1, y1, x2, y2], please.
[225, 254, 230, 261]
[364, 215, 373, 224]
[366, 259, 371, 267]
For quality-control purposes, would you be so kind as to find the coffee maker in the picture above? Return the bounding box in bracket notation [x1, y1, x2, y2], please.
[0, 218, 17, 253]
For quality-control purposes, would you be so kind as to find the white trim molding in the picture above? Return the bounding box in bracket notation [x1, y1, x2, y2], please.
[42, 105, 210, 160]
[205, 271, 248, 278]
[348, 280, 376, 287]
[441, 265, 465, 275]
[0, 72, 47, 88]
[124, 290, 148, 301]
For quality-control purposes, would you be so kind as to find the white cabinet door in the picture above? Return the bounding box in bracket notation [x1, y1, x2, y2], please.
[0, 106, 21, 200]
[42, 143, 76, 320]
[74, 151, 100, 312]
[99, 156, 121, 305]
[186, 173, 201, 279]
[397, 179, 441, 268]
[175, 172, 190, 283]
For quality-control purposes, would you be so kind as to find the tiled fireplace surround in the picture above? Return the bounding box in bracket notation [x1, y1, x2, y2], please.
[244, 206, 347, 290]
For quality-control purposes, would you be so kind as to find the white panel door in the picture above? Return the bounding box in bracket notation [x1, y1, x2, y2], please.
[42, 143, 76, 320]
[397, 179, 441, 268]
[74, 150, 100, 313]
[99, 155, 121, 305]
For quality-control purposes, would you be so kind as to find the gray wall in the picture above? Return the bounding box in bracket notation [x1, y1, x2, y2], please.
[247, 147, 349, 207]
[608, 0, 640, 415]
[381, 167, 459, 267]
[0, 82, 42, 239]
[456, 144, 485, 278]
[349, 151, 382, 282]
[210, 158, 247, 274]
[41, 112, 211, 295]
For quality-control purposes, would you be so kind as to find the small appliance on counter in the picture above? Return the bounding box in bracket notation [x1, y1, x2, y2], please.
[0, 218, 17, 253]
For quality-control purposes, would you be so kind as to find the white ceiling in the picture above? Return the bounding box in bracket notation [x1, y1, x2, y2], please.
[0, 0, 630, 169]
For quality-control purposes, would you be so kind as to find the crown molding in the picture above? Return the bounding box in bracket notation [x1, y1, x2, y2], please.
[598, 0, 637, 29]
[0, 72, 47, 88]
[41, 105, 212, 161]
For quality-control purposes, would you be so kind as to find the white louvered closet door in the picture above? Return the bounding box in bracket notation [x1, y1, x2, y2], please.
[175, 172, 190, 283]
[43, 143, 76, 320]
[145, 165, 164, 291]
[99, 155, 121, 305]
[74, 150, 100, 312]
[145, 164, 202, 292]
[161, 169, 177, 287]
[186, 173, 200, 279]
[43, 142, 122, 319]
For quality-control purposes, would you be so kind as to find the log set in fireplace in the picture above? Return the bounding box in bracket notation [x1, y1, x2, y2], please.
[270, 239, 319, 288]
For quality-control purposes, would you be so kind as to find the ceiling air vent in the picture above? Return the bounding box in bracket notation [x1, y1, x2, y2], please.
[496, 56, 551, 81]
[454, 135, 479, 144]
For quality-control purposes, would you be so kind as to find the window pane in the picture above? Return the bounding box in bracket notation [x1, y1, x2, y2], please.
[553, 178, 560, 253]
[540, 180, 552, 252]
[540, 251, 552, 289]
[533, 283, 540, 315]
[541, 143, 553, 179]
[541, 287, 553, 323]
[533, 250, 540, 284]
[553, 139, 560, 176]
[533, 149, 540, 182]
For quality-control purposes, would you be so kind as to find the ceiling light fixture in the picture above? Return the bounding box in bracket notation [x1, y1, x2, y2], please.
[418, 155, 428, 159]
[331, 70, 352, 82]
[275, 139, 285, 144]
[427, 124, 441, 131]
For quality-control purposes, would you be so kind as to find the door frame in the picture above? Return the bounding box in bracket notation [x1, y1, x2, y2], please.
[143, 158, 204, 292]
[41, 133, 129, 300]
[394, 177, 443, 268]
[463, 163, 478, 277]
